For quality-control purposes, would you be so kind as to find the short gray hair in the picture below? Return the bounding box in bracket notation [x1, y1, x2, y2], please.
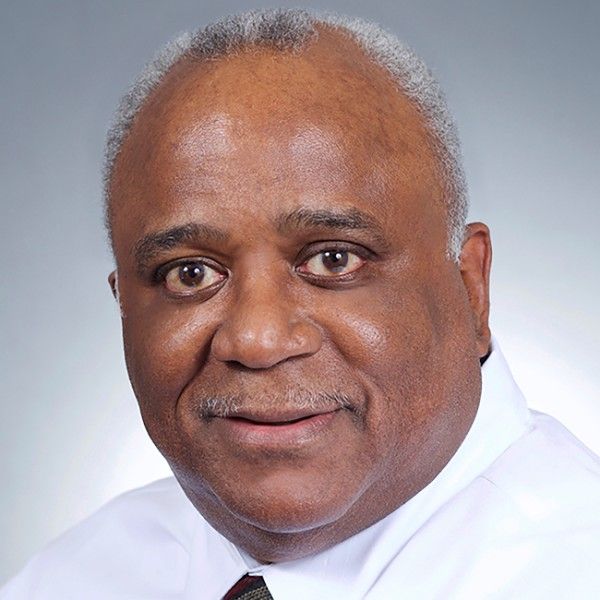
[104, 8, 468, 260]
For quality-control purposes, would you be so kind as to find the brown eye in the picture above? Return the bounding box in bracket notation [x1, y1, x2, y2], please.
[163, 261, 226, 296]
[301, 250, 365, 277]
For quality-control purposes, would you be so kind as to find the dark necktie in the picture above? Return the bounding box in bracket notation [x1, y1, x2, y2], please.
[223, 574, 273, 600]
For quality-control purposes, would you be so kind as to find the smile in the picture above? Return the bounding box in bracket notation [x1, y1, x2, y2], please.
[213, 409, 341, 448]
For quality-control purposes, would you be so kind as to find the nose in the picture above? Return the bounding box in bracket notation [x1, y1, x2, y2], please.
[211, 274, 322, 369]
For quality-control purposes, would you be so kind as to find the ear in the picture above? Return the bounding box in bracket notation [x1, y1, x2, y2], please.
[108, 270, 118, 300]
[459, 222, 492, 358]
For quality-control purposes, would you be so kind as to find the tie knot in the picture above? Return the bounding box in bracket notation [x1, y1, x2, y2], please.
[223, 574, 273, 600]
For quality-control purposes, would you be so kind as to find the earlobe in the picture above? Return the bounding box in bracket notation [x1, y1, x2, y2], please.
[459, 223, 492, 358]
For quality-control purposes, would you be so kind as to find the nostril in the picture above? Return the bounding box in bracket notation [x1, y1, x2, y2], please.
[221, 360, 259, 372]
[212, 325, 321, 369]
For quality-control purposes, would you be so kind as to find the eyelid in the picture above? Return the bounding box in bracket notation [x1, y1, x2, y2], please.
[295, 242, 375, 282]
[148, 243, 374, 288]
[295, 240, 376, 266]
[152, 256, 226, 284]
[151, 260, 227, 303]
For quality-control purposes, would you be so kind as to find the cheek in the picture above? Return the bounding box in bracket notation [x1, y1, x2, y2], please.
[325, 285, 437, 381]
[122, 304, 215, 420]
[322, 276, 471, 444]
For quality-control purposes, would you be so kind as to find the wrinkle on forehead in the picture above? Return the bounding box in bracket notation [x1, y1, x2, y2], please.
[174, 113, 234, 160]
[110, 30, 445, 245]
[286, 124, 352, 189]
[163, 115, 358, 196]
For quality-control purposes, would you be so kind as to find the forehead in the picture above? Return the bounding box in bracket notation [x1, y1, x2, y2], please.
[109, 28, 445, 251]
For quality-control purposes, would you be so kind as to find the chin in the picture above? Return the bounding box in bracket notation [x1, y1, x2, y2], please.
[235, 495, 351, 535]
[180, 464, 361, 536]
[235, 472, 361, 533]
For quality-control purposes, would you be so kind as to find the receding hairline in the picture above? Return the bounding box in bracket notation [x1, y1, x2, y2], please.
[103, 9, 468, 260]
[111, 26, 440, 183]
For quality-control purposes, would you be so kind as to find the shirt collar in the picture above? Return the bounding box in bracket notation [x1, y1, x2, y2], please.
[184, 339, 530, 599]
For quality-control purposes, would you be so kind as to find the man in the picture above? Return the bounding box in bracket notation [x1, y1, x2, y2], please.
[3, 8, 599, 599]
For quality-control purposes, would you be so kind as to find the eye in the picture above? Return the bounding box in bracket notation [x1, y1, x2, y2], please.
[159, 260, 226, 296]
[299, 249, 365, 277]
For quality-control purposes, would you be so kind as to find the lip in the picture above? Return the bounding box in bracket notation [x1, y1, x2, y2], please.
[225, 407, 337, 424]
[212, 409, 341, 448]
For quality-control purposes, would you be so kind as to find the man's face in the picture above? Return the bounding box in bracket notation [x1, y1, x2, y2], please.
[109, 30, 490, 561]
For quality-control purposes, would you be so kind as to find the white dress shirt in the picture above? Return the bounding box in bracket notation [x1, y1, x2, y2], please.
[3, 342, 600, 599]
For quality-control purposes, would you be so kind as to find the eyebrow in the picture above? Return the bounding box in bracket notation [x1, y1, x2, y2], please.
[133, 222, 228, 272]
[277, 207, 388, 241]
[132, 207, 389, 272]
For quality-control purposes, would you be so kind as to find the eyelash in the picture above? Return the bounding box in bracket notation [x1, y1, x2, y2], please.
[152, 258, 224, 286]
[151, 242, 375, 290]
[295, 241, 374, 266]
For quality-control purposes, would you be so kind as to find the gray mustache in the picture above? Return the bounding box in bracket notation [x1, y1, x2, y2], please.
[194, 390, 355, 419]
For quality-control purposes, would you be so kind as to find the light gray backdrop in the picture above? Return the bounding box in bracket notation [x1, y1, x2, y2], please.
[1, 0, 599, 583]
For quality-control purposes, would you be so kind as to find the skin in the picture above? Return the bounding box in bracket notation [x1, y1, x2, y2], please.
[107, 27, 492, 562]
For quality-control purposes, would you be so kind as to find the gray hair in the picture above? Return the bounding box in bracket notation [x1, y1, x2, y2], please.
[104, 8, 468, 261]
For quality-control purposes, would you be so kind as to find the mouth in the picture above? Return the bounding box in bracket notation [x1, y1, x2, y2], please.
[226, 408, 337, 425]
[212, 409, 342, 448]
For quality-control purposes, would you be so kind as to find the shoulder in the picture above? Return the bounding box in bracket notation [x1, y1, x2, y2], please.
[451, 412, 600, 596]
[1, 477, 198, 599]
[482, 410, 600, 525]
[391, 412, 600, 597]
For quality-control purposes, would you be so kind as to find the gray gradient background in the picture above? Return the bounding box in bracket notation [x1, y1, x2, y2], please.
[1, 0, 599, 583]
